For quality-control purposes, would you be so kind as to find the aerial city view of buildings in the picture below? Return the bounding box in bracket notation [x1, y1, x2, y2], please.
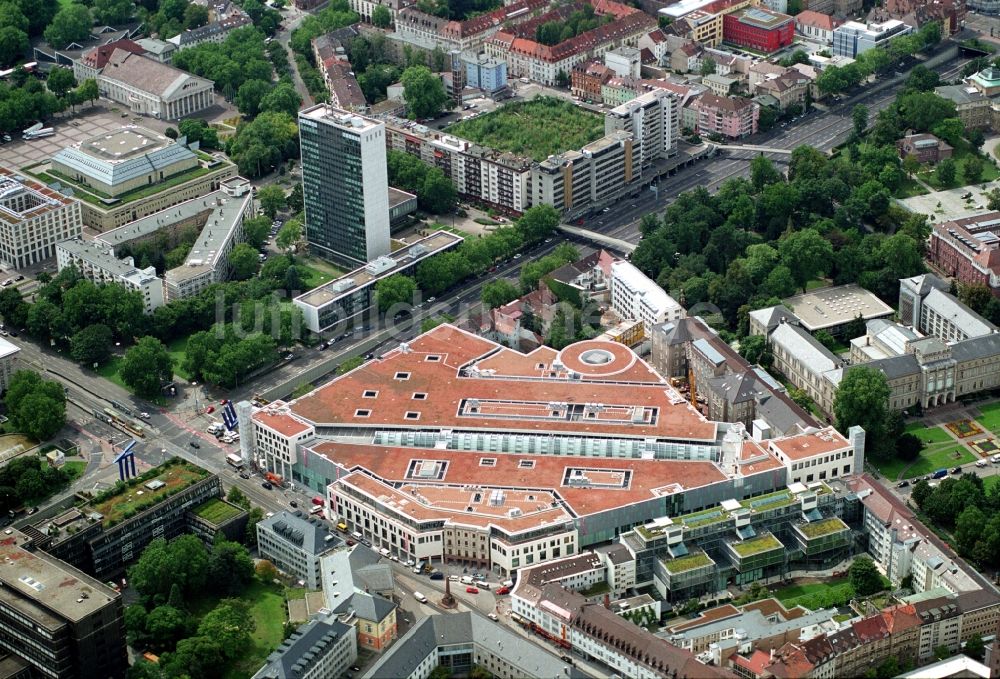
[4, 0, 1000, 677]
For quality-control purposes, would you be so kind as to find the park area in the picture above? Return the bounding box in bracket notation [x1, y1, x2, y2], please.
[872, 404, 1000, 481]
[444, 96, 605, 161]
[872, 421, 977, 481]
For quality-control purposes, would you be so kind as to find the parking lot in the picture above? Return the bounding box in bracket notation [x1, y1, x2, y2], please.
[0, 104, 177, 170]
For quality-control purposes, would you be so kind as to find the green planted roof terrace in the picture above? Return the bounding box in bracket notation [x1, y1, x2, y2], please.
[663, 552, 713, 574]
[796, 517, 849, 539]
[730, 533, 783, 557]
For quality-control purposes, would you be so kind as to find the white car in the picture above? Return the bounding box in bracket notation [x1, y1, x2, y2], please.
[976, 460, 988, 468]
[488, 613, 499, 621]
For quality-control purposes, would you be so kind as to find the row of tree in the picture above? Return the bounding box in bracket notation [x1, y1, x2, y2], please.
[414, 205, 561, 296]
[912, 473, 1000, 570]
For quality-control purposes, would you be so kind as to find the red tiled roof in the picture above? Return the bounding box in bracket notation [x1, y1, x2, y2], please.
[696, 92, 755, 113]
[81, 38, 146, 70]
[851, 613, 889, 643]
[289, 324, 720, 441]
[767, 427, 850, 461]
[794, 10, 841, 31]
[312, 437, 734, 526]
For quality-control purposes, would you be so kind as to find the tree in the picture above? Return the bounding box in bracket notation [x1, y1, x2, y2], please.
[5, 370, 66, 441]
[901, 154, 921, 177]
[243, 215, 271, 249]
[906, 64, 940, 92]
[46, 67, 76, 98]
[227, 485, 251, 510]
[93, 0, 133, 24]
[0, 26, 27, 68]
[160, 635, 225, 678]
[129, 535, 209, 598]
[779, 229, 833, 291]
[276, 219, 302, 252]
[852, 104, 868, 137]
[401, 65, 447, 119]
[738, 334, 770, 366]
[956, 505, 985, 557]
[257, 185, 286, 218]
[481, 280, 520, 309]
[183, 3, 209, 29]
[965, 633, 985, 661]
[421, 168, 457, 214]
[145, 605, 189, 650]
[260, 82, 301, 118]
[376, 274, 417, 313]
[71, 324, 113, 366]
[834, 366, 891, 458]
[750, 155, 782, 192]
[229, 243, 260, 281]
[124, 605, 149, 646]
[208, 541, 254, 595]
[848, 556, 883, 596]
[76, 78, 98, 106]
[700, 57, 716, 76]
[120, 337, 174, 398]
[197, 599, 254, 657]
[245, 506, 264, 547]
[932, 117, 965, 147]
[179, 118, 219, 149]
[963, 156, 984, 185]
[235, 79, 272, 118]
[372, 4, 391, 27]
[516, 204, 560, 244]
[43, 4, 92, 50]
[936, 157, 956, 186]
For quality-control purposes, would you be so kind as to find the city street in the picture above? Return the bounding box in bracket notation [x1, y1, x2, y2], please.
[584, 52, 968, 244]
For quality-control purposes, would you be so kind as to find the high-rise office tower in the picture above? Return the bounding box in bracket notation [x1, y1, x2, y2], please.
[298, 104, 391, 267]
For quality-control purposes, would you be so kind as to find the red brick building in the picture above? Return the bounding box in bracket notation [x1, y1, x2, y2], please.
[571, 61, 614, 102]
[928, 212, 1000, 296]
[723, 7, 794, 54]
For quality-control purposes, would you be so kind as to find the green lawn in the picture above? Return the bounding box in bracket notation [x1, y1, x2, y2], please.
[92, 461, 209, 525]
[44, 164, 220, 205]
[95, 356, 127, 389]
[984, 475, 1000, 494]
[63, 459, 87, 479]
[903, 445, 977, 479]
[772, 578, 856, 611]
[918, 146, 1000, 190]
[805, 278, 829, 291]
[192, 497, 243, 524]
[976, 402, 1000, 432]
[166, 336, 191, 382]
[904, 422, 953, 445]
[293, 255, 343, 291]
[444, 96, 604, 161]
[186, 580, 288, 679]
[893, 175, 927, 198]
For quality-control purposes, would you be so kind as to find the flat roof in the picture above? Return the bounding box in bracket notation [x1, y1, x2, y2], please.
[299, 103, 383, 133]
[313, 440, 732, 532]
[293, 231, 463, 309]
[0, 529, 119, 624]
[287, 324, 719, 441]
[388, 186, 417, 209]
[0, 168, 77, 225]
[79, 127, 169, 162]
[781, 284, 893, 331]
[57, 239, 158, 281]
[165, 190, 252, 284]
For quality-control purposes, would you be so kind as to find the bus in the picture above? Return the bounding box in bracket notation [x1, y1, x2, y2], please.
[226, 454, 244, 468]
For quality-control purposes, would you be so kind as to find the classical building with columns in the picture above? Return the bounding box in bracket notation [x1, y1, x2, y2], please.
[96, 48, 215, 120]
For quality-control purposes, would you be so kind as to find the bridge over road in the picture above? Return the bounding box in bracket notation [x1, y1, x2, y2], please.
[557, 224, 636, 254]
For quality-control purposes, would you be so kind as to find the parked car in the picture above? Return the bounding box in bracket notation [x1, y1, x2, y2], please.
[976, 460, 988, 468]
[896, 480, 909, 488]
[488, 613, 499, 621]
[495, 586, 510, 595]
[466, 587, 479, 594]
[951, 466, 963, 474]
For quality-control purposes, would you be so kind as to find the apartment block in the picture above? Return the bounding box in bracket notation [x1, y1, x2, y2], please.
[0, 169, 82, 270]
[252, 616, 357, 679]
[257, 511, 343, 589]
[530, 131, 641, 217]
[610, 259, 685, 332]
[56, 239, 165, 312]
[694, 93, 759, 139]
[604, 87, 679, 166]
[0, 530, 128, 679]
[832, 19, 911, 58]
[927, 213, 1000, 297]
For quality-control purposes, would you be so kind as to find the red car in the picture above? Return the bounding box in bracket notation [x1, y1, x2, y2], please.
[466, 586, 479, 594]
[206, 406, 215, 414]
[311, 497, 325, 506]
[220, 399, 229, 405]
[495, 586, 510, 595]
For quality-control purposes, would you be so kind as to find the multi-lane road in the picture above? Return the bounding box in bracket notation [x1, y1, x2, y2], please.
[584, 51, 969, 244]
